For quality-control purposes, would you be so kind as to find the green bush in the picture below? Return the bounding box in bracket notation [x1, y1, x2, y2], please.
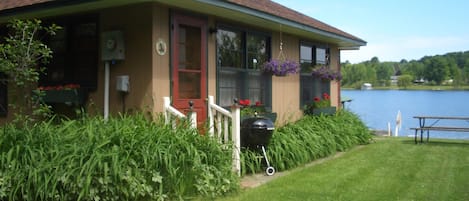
[0, 114, 239, 200]
[241, 110, 372, 174]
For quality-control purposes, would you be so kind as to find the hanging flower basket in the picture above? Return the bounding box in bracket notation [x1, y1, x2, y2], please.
[262, 59, 300, 77]
[311, 65, 342, 81]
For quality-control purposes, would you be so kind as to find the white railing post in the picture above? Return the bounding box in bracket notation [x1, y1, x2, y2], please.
[163, 97, 192, 129]
[163, 97, 171, 125]
[231, 102, 241, 176]
[188, 100, 197, 129]
[208, 96, 215, 136]
[206, 95, 242, 176]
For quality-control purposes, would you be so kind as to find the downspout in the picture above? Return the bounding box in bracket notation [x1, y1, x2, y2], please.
[104, 61, 110, 120]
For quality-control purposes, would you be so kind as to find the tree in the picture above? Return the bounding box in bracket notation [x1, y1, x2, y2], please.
[341, 51, 469, 88]
[424, 57, 449, 85]
[397, 75, 413, 89]
[373, 62, 392, 86]
[0, 19, 60, 123]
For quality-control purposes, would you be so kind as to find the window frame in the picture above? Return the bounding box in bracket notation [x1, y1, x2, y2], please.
[40, 14, 99, 91]
[299, 41, 331, 108]
[216, 24, 272, 109]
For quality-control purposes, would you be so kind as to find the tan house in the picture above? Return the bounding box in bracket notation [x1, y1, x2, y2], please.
[0, 0, 366, 125]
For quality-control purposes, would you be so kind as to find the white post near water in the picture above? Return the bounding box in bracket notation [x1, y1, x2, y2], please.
[395, 110, 402, 137]
[388, 122, 391, 136]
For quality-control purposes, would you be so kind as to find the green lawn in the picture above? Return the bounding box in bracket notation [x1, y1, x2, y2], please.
[218, 138, 469, 201]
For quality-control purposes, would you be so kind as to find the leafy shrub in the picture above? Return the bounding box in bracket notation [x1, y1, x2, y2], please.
[241, 110, 372, 174]
[0, 114, 238, 200]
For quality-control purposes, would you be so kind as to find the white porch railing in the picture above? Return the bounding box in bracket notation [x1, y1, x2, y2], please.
[163, 97, 197, 129]
[162, 96, 241, 176]
[207, 95, 241, 176]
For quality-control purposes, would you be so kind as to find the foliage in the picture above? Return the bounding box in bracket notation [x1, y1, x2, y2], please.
[302, 93, 331, 115]
[240, 110, 372, 175]
[222, 138, 469, 201]
[0, 19, 60, 123]
[238, 99, 265, 117]
[341, 51, 469, 88]
[262, 59, 300, 76]
[0, 114, 239, 200]
[311, 65, 342, 81]
[397, 74, 413, 88]
[312, 93, 331, 109]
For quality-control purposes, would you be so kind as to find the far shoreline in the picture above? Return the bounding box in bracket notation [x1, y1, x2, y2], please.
[341, 85, 469, 91]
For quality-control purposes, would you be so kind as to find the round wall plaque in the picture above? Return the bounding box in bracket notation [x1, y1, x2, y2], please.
[156, 39, 167, 56]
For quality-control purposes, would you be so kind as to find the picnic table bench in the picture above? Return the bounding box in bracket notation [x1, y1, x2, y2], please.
[410, 116, 469, 144]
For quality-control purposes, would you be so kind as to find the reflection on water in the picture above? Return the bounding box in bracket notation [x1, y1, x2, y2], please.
[341, 90, 469, 139]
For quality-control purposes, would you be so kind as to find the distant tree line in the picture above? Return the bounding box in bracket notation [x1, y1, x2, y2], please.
[341, 51, 469, 88]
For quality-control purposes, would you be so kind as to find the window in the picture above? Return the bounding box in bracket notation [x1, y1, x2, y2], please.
[40, 14, 98, 91]
[216, 27, 271, 108]
[300, 43, 330, 107]
[0, 73, 7, 117]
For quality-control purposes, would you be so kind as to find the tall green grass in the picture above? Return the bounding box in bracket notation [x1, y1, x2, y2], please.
[241, 110, 373, 174]
[0, 114, 239, 200]
[0, 110, 372, 200]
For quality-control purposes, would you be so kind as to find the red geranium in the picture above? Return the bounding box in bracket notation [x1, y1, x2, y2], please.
[38, 84, 81, 91]
[311, 93, 331, 109]
[239, 99, 267, 116]
[239, 99, 250, 106]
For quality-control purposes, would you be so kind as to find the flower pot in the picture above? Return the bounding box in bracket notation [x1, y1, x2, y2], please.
[42, 89, 87, 105]
[312, 106, 336, 116]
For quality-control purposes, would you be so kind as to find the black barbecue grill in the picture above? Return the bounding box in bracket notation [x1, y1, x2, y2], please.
[241, 116, 275, 175]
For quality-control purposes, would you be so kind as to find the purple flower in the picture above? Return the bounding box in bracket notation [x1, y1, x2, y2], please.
[311, 65, 342, 81]
[262, 59, 300, 76]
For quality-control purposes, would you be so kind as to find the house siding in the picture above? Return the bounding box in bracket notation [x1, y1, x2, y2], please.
[271, 33, 302, 123]
[0, 1, 355, 125]
[91, 3, 155, 115]
[329, 46, 341, 108]
[151, 5, 171, 116]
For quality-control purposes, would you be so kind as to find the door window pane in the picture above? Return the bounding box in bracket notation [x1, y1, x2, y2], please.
[179, 25, 201, 70]
[179, 72, 201, 99]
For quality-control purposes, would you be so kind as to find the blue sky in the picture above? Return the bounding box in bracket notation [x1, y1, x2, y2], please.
[273, 0, 469, 63]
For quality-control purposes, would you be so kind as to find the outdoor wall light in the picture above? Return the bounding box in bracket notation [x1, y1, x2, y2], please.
[209, 27, 218, 34]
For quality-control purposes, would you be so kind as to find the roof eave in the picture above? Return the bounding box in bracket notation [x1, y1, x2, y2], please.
[194, 0, 366, 48]
[0, 0, 366, 49]
[0, 0, 151, 23]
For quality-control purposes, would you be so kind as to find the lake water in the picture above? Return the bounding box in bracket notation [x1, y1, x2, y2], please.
[341, 90, 469, 139]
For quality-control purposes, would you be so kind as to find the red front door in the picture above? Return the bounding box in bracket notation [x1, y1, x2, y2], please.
[171, 14, 207, 125]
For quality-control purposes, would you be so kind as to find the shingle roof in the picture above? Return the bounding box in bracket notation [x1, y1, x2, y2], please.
[0, 0, 365, 44]
[227, 0, 365, 43]
[0, 0, 53, 11]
